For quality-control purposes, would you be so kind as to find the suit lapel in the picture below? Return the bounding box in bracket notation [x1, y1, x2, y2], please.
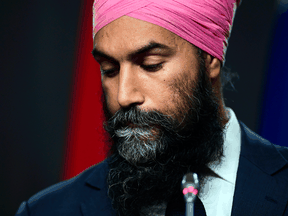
[231, 121, 288, 216]
[80, 158, 118, 216]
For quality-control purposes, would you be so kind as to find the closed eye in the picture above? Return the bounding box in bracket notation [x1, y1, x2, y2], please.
[141, 63, 163, 72]
[101, 63, 164, 77]
[100, 68, 116, 76]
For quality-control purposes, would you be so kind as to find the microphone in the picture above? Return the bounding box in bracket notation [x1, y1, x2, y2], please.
[181, 173, 199, 216]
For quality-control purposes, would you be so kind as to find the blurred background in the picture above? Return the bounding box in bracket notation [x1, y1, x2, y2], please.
[1, 0, 288, 215]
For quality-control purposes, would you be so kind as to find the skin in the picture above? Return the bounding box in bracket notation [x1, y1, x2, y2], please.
[93, 16, 229, 127]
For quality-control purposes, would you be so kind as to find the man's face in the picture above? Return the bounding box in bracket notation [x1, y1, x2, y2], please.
[93, 16, 225, 216]
[93, 16, 199, 122]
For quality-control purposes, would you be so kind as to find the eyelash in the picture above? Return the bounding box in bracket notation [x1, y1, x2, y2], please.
[100, 63, 163, 76]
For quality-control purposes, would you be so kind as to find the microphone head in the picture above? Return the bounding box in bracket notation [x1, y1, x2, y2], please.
[181, 173, 199, 203]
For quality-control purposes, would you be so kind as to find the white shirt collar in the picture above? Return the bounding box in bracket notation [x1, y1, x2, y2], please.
[198, 107, 242, 216]
[207, 107, 241, 184]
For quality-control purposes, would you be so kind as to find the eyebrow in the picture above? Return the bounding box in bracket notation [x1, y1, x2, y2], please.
[91, 41, 175, 63]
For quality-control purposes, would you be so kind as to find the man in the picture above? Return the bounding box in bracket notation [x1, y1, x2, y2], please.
[16, 0, 288, 216]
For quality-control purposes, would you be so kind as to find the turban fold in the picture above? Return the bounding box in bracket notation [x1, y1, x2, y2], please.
[93, 0, 241, 65]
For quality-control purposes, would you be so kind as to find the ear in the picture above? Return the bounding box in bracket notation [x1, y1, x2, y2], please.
[205, 54, 221, 79]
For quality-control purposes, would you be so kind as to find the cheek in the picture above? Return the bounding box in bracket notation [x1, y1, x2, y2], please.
[143, 62, 194, 115]
[146, 80, 181, 118]
[164, 71, 198, 120]
[102, 80, 119, 116]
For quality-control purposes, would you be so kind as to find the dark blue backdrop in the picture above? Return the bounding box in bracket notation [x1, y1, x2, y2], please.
[260, 3, 288, 147]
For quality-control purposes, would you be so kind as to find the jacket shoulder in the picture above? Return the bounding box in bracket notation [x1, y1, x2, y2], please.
[274, 144, 288, 161]
[16, 159, 109, 216]
[239, 120, 288, 176]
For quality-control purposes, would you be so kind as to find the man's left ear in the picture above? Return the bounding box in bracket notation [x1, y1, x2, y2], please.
[206, 54, 221, 79]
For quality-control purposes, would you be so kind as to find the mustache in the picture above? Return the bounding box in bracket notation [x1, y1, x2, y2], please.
[103, 106, 181, 134]
[103, 105, 195, 164]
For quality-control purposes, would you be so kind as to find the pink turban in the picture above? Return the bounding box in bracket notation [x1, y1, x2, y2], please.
[93, 0, 241, 65]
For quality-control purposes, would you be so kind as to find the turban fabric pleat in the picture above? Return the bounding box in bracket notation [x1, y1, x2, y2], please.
[93, 0, 241, 65]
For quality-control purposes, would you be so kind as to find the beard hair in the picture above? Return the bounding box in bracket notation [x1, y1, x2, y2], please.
[101, 52, 226, 216]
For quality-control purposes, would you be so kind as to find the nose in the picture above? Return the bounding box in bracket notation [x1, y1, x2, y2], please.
[117, 66, 144, 108]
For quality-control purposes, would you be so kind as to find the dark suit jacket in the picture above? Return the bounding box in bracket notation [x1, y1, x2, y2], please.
[15, 121, 288, 216]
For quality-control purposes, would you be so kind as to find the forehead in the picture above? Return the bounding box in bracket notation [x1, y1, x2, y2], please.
[93, 16, 189, 57]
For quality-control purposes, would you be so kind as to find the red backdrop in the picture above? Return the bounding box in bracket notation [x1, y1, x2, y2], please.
[62, 0, 108, 180]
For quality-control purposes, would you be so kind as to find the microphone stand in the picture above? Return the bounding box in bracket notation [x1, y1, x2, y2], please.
[181, 173, 199, 216]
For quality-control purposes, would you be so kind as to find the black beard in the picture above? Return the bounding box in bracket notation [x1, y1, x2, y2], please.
[101, 54, 226, 216]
